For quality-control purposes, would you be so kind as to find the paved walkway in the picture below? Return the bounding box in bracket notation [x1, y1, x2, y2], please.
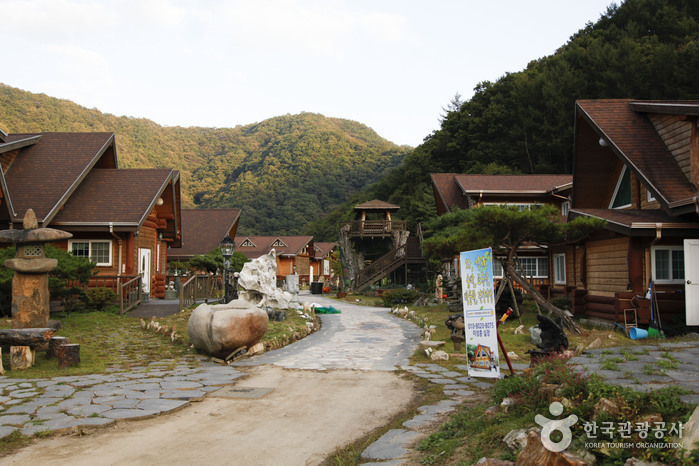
[0, 292, 697, 464]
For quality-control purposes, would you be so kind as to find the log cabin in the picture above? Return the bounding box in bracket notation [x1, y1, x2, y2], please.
[0, 130, 182, 300]
[167, 208, 241, 267]
[311, 242, 337, 284]
[561, 99, 699, 328]
[234, 235, 315, 283]
[430, 173, 573, 292]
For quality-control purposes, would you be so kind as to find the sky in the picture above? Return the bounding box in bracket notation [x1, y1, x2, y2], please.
[3, 0, 616, 147]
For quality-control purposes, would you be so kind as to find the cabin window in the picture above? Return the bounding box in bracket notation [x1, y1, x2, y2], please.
[651, 246, 684, 284]
[610, 166, 632, 209]
[517, 257, 548, 278]
[69, 240, 112, 266]
[272, 239, 287, 247]
[554, 254, 566, 284]
[483, 202, 542, 211]
[492, 260, 504, 278]
[561, 201, 570, 216]
[647, 189, 656, 203]
[240, 239, 255, 247]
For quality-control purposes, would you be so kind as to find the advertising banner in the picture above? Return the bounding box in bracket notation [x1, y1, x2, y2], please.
[460, 247, 500, 379]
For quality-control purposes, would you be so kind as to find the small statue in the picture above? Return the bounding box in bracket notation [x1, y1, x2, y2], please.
[435, 274, 444, 302]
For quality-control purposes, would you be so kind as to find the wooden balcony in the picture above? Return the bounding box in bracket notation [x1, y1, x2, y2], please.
[339, 220, 407, 237]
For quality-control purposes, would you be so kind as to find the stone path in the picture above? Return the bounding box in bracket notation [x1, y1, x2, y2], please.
[232, 294, 422, 371]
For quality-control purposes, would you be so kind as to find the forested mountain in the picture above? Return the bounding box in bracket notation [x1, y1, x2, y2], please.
[0, 85, 409, 234]
[305, 0, 699, 241]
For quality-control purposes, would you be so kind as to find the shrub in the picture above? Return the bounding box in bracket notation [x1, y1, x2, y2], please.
[381, 288, 420, 306]
[549, 296, 571, 311]
[83, 287, 118, 311]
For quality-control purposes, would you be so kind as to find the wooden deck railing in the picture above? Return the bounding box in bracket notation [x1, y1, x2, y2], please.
[119, 276, 142, 315]
[339, 220, 407, 237]
[179, 274, 223, 311]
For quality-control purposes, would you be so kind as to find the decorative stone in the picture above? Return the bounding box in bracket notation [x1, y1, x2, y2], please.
[430, 350, 449, 361]
[515, 431, 586, 465]
[0, 209, 72, 329]
[593, 397, 619, 420]
[187, 299, 269, 358]
[237, 250, 294, 309]
[682, 405, 699, 457]
[503, 428, 528, 452]
[10, 346, 34, 370]
[418, 340, 446, 352]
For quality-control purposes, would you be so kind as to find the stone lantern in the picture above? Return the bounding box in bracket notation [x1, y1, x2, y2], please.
[0, 209, 72, 328]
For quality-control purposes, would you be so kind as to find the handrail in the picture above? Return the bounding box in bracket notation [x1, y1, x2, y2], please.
[179, 274, 223, 311]
[338, 220, 407, 236]
[355, 245, 406, 290]
[120, 275, 142, 315]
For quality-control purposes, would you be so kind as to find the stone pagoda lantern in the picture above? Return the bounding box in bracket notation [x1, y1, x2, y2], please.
[0, 209, 72, 328]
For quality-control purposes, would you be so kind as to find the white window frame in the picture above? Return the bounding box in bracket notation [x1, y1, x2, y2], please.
[561, 201, 570, 216]
[68, 240, 112, 267]
[651, 245, 685, 284]
[554, 253, 566, 285]
[516, 256, 549, 278]
[647, 189, 656, 203]
[609, 165, 632, 209]
[492, 259, 504, 278]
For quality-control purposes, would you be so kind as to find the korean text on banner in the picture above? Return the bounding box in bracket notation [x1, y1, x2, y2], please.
[460, 248, 500, 379]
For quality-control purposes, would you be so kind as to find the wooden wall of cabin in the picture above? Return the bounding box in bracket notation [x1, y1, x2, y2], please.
[585, 237, 629, 297]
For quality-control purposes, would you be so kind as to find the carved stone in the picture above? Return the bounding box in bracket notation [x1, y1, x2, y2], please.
[237, 250, 294, 309]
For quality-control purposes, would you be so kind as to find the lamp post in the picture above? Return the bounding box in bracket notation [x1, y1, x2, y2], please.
[220, 235, 235, 303]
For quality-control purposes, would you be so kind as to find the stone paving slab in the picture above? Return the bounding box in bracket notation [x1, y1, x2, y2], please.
[361, 429, 423, 461]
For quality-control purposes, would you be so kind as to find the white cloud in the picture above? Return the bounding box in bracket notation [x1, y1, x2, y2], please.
[359, 12, 409, 42]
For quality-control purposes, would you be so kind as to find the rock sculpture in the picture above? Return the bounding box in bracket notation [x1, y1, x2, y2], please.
[187, 299, 268, 358]
[237, 249, 294, 309]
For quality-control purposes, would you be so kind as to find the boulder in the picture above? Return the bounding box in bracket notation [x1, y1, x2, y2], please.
[503, 428, 528, 452]
[515, 431, 586, 465]
[187, 299, 268, 358]
[237, 250, 294, 309]
[430, 350, 449, 361]
[593, 397, 619, 420]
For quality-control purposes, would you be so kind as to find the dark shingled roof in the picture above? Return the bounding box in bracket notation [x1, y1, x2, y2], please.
[454, 174, 573, 194]
[169, 208, 241, 259]
[3, 132, 115, 224]
[52, 169, 176, 226]
[235, 236, 313, 259]
[577, 99, 698, 209]
[430, 173, 468, 213]
[354, 199, 400, 211]
[571, 208, 699, 236]
[314, 242, 336, 259]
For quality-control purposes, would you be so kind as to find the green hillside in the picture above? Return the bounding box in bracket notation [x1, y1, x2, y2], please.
[0, 85, 410, 234]
[305, 0, 699, 241]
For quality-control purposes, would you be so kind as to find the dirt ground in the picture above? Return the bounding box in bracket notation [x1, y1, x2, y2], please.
[1, 366, 417, 466]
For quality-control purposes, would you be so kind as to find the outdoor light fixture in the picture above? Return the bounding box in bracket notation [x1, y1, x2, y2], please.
[220, 235, 235, 303]
[598, 137, 609, 147]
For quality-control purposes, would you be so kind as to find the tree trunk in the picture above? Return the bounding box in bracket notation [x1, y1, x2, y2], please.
[57, 344, 80, 369]
[503, 262, 581, 334]
[10, 346, 34, 370]
[0, 328, 56, 347]
[46, 336, 70, 359]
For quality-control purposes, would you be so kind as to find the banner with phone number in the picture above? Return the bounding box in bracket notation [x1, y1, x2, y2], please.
[460, 247, 500, 379]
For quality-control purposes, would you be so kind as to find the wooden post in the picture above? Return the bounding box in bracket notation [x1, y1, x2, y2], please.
[506, 276, 523, 324]
[10, 346, 34, 370]
[46, 336, 70, 359]
[0, 348, 4, 375]
[57, 344, 80, 369]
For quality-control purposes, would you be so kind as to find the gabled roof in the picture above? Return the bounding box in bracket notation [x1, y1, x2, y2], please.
[454, 174, 573, 195]
[1, 132, 117, 225]
[354, 199, 400, 211]
[235, 235, 313, 259]
[51, 169, 178, 229]
[570, 208, 699, 237]
[576, 99, 698, 214]
[313, 242, 337, 259]
[430, 173, 468, 214]
[168, 208, 241, 260]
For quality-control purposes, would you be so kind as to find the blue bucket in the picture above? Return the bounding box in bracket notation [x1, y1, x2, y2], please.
[629, 327, 648, 340]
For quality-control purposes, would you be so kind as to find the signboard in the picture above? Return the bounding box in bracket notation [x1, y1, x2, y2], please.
[460, 247, 500, 379]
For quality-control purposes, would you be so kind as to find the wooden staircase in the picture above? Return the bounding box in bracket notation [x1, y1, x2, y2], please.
[354, 237, 425, 291]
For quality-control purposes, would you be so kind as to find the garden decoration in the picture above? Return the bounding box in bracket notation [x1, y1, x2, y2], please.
[0, 209, 72, 328]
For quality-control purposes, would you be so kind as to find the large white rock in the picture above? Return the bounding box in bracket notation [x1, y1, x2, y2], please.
[187, 299, 268, 358]
[237, 249, 294, 309]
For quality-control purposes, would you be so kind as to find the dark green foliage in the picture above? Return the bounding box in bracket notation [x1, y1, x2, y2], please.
[549, 296, 572, 312]
[0, 245, 95, 316]
[306, 0, 699, 238]
[82, 287, 118, 312]
[0, 88, 409, 236]
[380, 288, 420, 307]
[187, 248, 249, 274]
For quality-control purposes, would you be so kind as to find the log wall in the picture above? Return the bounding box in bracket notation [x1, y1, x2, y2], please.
[585, 237, 629, 297]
